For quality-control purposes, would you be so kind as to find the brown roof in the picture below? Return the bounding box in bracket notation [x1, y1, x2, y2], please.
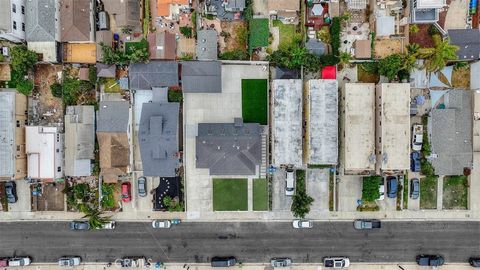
[148, 31, 177, 60]
[156, 0, 189, 17]
[97, 132, 130, 182]
[354, 39, 371, 59]
[60, 0, 92, 42]
[268, 0, 300, 12]
[103, 0, 141, 28]
[96, 30, 113, 61]
[79, 68, 89, 80]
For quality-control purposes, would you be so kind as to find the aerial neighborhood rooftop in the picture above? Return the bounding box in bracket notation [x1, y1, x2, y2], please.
[0, 0, 480, 252]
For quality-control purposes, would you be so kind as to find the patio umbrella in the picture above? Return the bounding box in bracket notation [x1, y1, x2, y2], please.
[312, 4, 324, 16]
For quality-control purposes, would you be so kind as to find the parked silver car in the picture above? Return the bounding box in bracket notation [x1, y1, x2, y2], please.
[410, 178, 420, 199]
[58, 257, 81, 266]
[152, 219, 171, 228]
[137, 177, 147, 197]
[292, 220, 313, 229]
[270, 258, 292, 267]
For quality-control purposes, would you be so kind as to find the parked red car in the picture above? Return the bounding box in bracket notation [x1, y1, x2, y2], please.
[121, 182, 131, 202]
[0, 258, 8, 267]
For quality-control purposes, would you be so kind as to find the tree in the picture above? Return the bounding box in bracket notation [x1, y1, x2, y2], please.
[378, 54, 403, 81]
[409, 24, 419, 34]
[418, 35, 459, 72]
[180, 26, 193, 38]
[50, 82, 62, 98]
[10, 45, 37, 76]
[339, 51, 353, 66]
[82, 207, 110, 229]
[291, 170, 314, 218]
[16, 79, 34, 96]
[362, 176, 381, 202]
[101, 41, 149, 65]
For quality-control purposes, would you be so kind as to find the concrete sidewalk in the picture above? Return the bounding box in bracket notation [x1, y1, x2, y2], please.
[8, 263, 474, 270]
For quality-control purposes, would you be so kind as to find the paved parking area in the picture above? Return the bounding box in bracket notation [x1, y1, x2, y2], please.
[271, 169, 292, 211]
[337, 175, 362, 211]
[377, 177, 397, 211]
[306, 169, 329, 212]
[408, 173, 420, 210]
[8, 180, 31, 212]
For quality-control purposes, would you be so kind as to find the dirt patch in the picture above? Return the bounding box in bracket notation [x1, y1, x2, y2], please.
[374, 38, 404, 59]
[32, 64, 64, 126]
[358, 65, 379, 83]
[409, 24, 434, 48]
[220, 21, 248, 53]
[452, 67, 470, 89]
[31, 182, 65, 211]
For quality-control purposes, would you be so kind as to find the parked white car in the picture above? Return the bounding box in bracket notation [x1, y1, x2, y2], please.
[8, 257, 31, 267]
[378, 183, 385, 200]
[323, 257, 350, 268]
[412, 124, 423, 151]
[285, 169, 295, 196]
[101, 221, 116, 229]
[58, 257, 81, 266]
[152, 220, 171, 229]
[292, 220, 313, 229]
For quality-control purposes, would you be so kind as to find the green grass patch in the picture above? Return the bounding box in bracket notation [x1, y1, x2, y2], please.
[101, 183, 116, 210]
[249, 18, 269, 52]
[420, 176, 438, 209]
[213, 178, 248, 211]
[125, 38, 148, 52]
[403, 176, 409, 209]
[103, 78, 121, 93]
[443, 176, 468, 209]
[253, 178, 268, 211]
[272, 20, 296, 48]
[241, 79, 268, 124]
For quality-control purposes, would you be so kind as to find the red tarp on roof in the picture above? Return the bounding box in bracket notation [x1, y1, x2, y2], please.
[322, 66, 336, 79]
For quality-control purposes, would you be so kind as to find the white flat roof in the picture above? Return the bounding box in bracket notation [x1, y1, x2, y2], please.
[416, 0, 446, 9]
[0, 91, 14, 177]
[376, 16, 395, 37]
[27, 42, 58, 62]
[378, 83, 410, 171]
[272, 79, 303, 166]
[308, 79, 338, 165]
[26, 126, 57, 179]
[344, 83, 375, 171]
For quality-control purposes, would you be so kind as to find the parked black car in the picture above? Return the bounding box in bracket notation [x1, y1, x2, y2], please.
[411, 151, 421, 172]
[416, 255, 445, 266]
[5, 181, 17, 203]
[470, 257, 480, 267]
[211, 257, 237, 267]
[386, 176, 398, 198]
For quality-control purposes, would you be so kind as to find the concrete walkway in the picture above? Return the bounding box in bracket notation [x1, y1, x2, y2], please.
[8, 263, 474, 270]
[437, 176, 444, 210]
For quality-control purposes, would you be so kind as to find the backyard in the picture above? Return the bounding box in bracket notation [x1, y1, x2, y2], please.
[420, 176, 438, 209]
[213, 178, 248, 211]
[272, 20, 297, 49]
[253, 178, 268, 211]
[443, 176, 468, 210]
[101, 78, 121, 93]
[249, 19, 269, 52]
[241, 79, 268, 125]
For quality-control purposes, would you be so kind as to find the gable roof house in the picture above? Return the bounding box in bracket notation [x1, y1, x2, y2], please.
[0, 0, 26, 43]
[60, 0, 93, 42]
[139, 99, 180, 177]
[448, 29, 480, 61]
[429, 90, 472, 175]
[307, 79, 338, 165]
[148, 31, 177, 60]
[196, 30, 218, 60]
[129, 61, 179, 90]
[268, 0, 299, 24]
[196, 119, 262, 176]
[26, 0, 60, 62]
[26, 126, 64, 181]
[225, 0, 246, 12]
[64, 106, 95, 177]
[375, 83, 410, 173]
[103, 0, 141, 30]
[0, 89, 27, 181]
[181, 61, 222, 93]
[96, 101, 131, 182]
[272, 79, 303, 167]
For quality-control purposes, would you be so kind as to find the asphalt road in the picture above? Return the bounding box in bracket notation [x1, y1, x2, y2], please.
[0, 221, 479, 263]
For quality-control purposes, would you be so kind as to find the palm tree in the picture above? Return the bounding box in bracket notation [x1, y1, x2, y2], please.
[82, 206, 110, 229]
[418, 35, 459, 72]
[339, 51, 353, 66]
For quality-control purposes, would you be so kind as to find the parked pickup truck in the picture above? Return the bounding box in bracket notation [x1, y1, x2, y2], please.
[353, 219, 381, 230]
[412, 125, 423, 151]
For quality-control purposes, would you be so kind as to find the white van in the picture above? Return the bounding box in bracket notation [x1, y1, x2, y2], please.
[8, 257, 31, 266]
[285, 169, 295, 196]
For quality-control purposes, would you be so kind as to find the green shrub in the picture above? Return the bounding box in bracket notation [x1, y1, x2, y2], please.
[88, 66, 97, 85]
[16, 79, 34, 96]
[180, 27, 193, 38]
[291, 170, 314, 218]
[379, 54, 403, 81]
[50, 82, 62, 98]
[330, 17, 341, 57]
[168, 90, 183, 102]
[421, 159, 435, 177]
[362, 176, 381, 202]
[219, 49, 249, 60]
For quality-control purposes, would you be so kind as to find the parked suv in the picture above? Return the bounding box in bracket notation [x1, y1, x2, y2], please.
[137, 177, 147, 197]
[211, 256, 237, 267]
[5, 181, 17, 203]
[416, 255, 444, 266]
[285, 169, 295, 196]
[410, 178, 420, 199]
[411, 151, 421, 172]
[386, 176, 398, 198]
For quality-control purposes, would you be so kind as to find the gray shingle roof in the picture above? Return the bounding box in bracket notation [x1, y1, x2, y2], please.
[26, 0, 57, 42]
[139, 102, 180, 177]
[129, 61, 179, 90]
[196, 30, 218, 60]
[306, 39, 326, 56]
[430, 90, 473, 175]
[181, 61, 222, 93]
[97, 101, 130, 133]
[448, 29, 480, 60]
[196, 119, 262, 175]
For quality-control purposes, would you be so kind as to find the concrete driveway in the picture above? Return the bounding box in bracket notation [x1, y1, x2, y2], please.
[408, 173, 421, 210]
[271, 169, 292, 211]
[337, 175, 362, 211]
[306, 169, 329, 212]
[8, 180, 31, 212]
